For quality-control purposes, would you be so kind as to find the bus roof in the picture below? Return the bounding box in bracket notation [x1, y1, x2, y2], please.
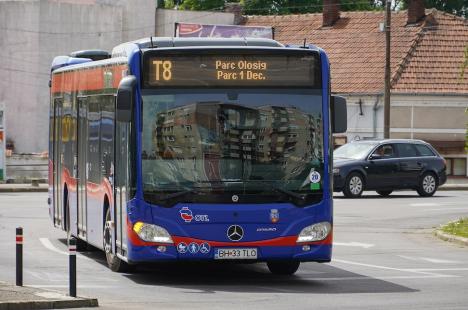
[111, 37, 284, 58]
[51, 37, 320, 72]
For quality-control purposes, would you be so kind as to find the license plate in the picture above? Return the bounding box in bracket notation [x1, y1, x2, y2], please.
[214, 248, 258, 260]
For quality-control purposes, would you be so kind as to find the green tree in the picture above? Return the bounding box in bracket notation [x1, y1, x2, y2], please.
[402, 0, 468, 17]
[179, 0, 226, 10]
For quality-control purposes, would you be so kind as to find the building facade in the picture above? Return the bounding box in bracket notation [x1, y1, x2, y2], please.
[245, 0, 468, 177]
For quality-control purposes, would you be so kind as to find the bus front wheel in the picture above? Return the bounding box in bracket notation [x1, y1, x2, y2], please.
[103, 208, 133, 272]
[267, 261, 300, 275]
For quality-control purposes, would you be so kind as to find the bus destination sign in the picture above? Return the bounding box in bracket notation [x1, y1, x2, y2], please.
[144, 53, 320, 88]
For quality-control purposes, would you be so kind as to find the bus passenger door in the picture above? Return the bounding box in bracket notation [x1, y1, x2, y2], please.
[77, 97, 88, 239]
[53, 98, 63, 228]
[115, 117, 130, 257]
[100, 97, 115, 252]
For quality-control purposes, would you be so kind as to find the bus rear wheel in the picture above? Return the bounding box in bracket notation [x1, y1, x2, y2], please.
[104, 209, 133, 273]
[267, 261, 300, 275]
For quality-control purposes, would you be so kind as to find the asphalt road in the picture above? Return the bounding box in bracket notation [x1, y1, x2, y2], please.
[0, 191, 467, 310]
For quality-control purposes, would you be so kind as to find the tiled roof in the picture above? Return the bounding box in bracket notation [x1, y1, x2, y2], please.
[245, 10, 468, 95]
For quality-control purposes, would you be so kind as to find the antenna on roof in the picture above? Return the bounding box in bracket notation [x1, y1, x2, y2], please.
[303, 38, 307, 48]
[150, 36, 154, 48]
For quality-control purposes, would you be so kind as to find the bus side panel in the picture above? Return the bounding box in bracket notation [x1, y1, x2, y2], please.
[84, 94, 116, 250]
[319, 49, 333, 255]
[85, 95, 104, 248]
[48, 92, 55, 224]
[53, 98, 63, 229]
[62, 91, 79, 236]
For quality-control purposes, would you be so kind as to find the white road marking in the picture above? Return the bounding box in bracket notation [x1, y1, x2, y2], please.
[411, 268, 468, 272]
[425, 207, 468, 211]
[410, 203, 438, 207]
[39, 238, 91, 261]
[302, 275, 458, 281]
[333, 259, 448, 277]
[419, 257, 463, 264]
[398, 255, 462, 264]
[334, 242, 374, 248]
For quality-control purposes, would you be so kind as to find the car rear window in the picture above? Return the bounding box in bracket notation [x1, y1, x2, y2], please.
[415, 144, 435, 157]
[396, 143, 418, 158]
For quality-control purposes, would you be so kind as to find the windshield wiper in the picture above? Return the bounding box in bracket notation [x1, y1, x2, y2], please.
[151, 189, 203, 202]
[272, 187, 306, 201]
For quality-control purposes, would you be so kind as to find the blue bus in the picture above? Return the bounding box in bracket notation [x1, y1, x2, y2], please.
[49, 37, 346, 275]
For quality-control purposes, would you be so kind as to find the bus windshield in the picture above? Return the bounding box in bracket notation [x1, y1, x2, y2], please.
[141, 89, 324, 206]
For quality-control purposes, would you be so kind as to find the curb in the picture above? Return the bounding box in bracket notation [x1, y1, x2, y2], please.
[0, 298, 98, 310]
[0, 187, 48, 193]
[434, 230, 468, 247]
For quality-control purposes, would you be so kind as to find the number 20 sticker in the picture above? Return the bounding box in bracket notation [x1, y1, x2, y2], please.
[309, 171, 321, 183]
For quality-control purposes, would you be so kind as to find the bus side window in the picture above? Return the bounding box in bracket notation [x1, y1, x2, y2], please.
[87, 98, 101, 184]
[100, 96, 115, 182]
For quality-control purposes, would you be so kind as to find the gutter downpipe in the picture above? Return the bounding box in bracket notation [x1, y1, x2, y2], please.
[373, 94, 382, 138]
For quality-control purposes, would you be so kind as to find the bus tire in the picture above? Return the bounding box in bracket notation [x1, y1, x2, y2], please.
[104, 208, 134, 272]
[267, 261, 300, 275]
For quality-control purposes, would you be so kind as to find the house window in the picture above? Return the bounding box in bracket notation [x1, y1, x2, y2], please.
[445, 158, 467, 176]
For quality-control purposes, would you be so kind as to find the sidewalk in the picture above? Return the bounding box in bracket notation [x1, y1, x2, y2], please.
[0, 281, 97, 310]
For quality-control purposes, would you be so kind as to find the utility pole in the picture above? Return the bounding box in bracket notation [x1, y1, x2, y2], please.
[383, 0, 391, 139]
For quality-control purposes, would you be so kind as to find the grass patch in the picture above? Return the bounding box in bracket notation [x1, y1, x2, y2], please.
[440, 218, 468, 238]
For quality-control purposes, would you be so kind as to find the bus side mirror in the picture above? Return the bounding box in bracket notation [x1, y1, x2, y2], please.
[331, 95, 347, 134]
[116, 75, 137, 122]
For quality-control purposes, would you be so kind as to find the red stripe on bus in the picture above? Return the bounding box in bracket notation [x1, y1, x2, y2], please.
[172, 234, 332, 247]
[126, 222, 332, 248]
[51, 64, 127, 94]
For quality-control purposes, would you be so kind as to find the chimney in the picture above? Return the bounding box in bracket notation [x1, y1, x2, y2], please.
[323, 0, 340, 27]
[225, 3, 245, 25]
[407, 0, 425, 24]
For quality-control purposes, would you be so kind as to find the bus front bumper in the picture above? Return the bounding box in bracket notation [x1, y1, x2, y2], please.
[126, 240, 332, 263]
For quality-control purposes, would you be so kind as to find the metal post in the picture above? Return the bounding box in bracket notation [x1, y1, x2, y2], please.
[384, 0, 392, 139]
[16, 227, 23, 286]
[69, 237, 76, 297]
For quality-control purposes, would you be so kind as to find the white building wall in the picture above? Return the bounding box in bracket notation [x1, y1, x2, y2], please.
[337, 94, 384, 142]
[0, 0, 155, 154]
[155, 8, 235, 37]
[337, 93, 467, 176]
[390, 94, 467, 141]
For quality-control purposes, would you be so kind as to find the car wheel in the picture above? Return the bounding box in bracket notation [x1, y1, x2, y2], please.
[104, 208, 134, 272]
[343, 172, 364, 198]
[376, 190, 393, 197]
[267, 261, 300, 275]
[417, 172, 437, 197]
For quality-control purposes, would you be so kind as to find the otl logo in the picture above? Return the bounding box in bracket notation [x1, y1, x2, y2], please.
[179, 207, 210, 223]
[179, 207, 193, 223]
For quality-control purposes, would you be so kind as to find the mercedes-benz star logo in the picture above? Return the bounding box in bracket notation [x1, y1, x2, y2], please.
[227, 225, 244, 242]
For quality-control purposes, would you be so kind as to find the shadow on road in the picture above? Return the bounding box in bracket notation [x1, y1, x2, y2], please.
[58, 239, 417, 294]
[118, 261, 418, 294]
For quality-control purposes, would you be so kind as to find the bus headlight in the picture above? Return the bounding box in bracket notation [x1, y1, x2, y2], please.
[297, 222, 331, 243]
[133, 222, 173, 244]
